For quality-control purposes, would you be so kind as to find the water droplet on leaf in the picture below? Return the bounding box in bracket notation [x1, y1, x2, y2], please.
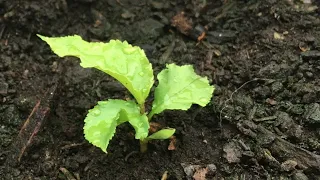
[92, 109, 101, 116]
[200, 98, 208, 103]
[123, 47, 136, 54]
[93, 139, 100, 144]
[93, 131, 101, 137]
[139, 72, 144, 76]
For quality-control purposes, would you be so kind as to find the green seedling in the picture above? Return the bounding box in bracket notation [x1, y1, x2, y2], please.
[38, 35, 214, 153]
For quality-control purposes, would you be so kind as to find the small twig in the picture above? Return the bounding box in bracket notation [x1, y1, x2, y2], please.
[253, 116, 277, 122]
[125, 151, 139, 162]
[0, 25, 6, 39]
[60, 167, 76, 180]
[84, 159, 94, 172]
[219, 78, 271, 128]
[60, 142, 86, 150]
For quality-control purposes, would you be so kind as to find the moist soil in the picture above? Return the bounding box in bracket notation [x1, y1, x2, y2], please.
[1, 0, 320, 179]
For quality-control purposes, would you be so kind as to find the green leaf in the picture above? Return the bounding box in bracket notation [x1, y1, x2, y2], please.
[37, 35, 154, 105]
[128, 116, 149, 140]
[146, 128, 176, 140]
[149, 64, 214, 117]
[84, 100, 147, 152]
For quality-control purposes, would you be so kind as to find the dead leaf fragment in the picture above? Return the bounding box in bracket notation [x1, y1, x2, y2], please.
[193, 167, 208, 180]
[223, 141, 242, 163]
[171, 11, 193, 35]
[149, 122, 162, 133]
[168, 136, 177, 150]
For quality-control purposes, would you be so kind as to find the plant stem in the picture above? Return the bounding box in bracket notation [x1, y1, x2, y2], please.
[140, 139, 148, 153]
[139, 103, 145, 114]
[147, 111, 154, 121]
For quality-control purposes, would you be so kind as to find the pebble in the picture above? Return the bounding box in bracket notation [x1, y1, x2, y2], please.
[181, 163, 216, 180]
[223, 141, 242, 163]
[274, 111, 294, 131]
[271, 81, 283, 93]
[304, 103, 320, 124]
[149, 0, 164, 9]
[281, 159, 297, 171]
[305, 71, 313, 77]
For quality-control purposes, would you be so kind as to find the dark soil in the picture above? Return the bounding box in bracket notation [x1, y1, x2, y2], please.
[1, 0, 320, 179]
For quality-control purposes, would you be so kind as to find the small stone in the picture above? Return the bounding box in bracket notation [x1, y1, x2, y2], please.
[304, 103, 320, 124]
[293, 172, 309, 180]
[275, 111, 294, 131]
[287, 125, 303, 139]
[223, 141, 242, 163]
[281, 160, 297, 172]
[305, 71, 313, 77]
[181, 163, 216, 180]
[271, 81, 283, 93]
[121, 10, 135, 19]
[149, 0, 164, 9]
[206, 164, 216, 173]
[0, 82, 8, 95]
[181, 163, 200, 179]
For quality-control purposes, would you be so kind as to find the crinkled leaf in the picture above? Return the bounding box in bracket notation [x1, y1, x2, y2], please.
[37, 35, 154, 105]
[146, 128, 176, 140]
[84, 100, 147, 152]
[150, 64, 214, 117]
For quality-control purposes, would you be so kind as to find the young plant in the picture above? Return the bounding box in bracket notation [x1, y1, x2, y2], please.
[38, 35, 214, 153]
